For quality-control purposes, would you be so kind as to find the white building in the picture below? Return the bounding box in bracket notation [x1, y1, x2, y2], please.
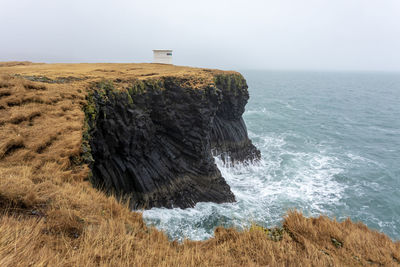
[153, 49, 173, 64]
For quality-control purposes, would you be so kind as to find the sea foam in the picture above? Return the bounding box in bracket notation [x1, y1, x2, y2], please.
[143, 129, 345, 241]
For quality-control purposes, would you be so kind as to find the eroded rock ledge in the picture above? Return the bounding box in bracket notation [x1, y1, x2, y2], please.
[84, 73, 260, 209]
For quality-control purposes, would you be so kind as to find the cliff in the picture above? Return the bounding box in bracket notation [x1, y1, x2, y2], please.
[85, 74, 259, 209]
[0, 62, 398, 266]
[0, 62, 259, 209]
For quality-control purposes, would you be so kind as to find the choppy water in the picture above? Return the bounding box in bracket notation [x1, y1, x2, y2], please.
[143, 70, 400, 241]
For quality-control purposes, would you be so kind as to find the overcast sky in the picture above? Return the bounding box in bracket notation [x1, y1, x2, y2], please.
[1, 0, 399, 71]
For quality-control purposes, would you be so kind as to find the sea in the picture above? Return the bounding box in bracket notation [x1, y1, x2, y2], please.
[142, 70, 400, 241]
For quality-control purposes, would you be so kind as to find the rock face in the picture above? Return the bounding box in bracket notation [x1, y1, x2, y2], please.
[211, 75, 261, 163]
[84, 74, 260, 209]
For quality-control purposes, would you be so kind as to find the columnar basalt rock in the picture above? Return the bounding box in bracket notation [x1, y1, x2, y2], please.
[85, 74, 260, 209]
[210, 74, 261, 163]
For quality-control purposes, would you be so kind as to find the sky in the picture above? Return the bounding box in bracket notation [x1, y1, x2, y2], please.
[1, 0, 400, 72]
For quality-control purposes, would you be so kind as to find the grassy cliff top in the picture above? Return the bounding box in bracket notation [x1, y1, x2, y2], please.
[0, 62, 240, 89]
[0, 62, 399, 266]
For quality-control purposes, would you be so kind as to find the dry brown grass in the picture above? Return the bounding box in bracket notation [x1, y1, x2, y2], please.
[0, 62, 236, 90]
[0, 62, 399, 266]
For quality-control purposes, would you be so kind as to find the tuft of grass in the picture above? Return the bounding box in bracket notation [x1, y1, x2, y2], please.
[0, 137, 24, 159]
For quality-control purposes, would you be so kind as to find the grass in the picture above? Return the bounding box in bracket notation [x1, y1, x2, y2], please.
[0, 62, 399, 266]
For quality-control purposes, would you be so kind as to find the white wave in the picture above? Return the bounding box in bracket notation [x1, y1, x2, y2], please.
[346, 153, 384, 168]
[244, 107, 280, 119]
[142, 133, 346, 241]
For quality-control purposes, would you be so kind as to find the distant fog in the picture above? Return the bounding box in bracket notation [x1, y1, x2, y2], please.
[1, 0, 399, 72]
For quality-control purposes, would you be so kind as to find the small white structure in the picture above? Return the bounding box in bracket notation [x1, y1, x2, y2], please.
[153, 49, 173, 64]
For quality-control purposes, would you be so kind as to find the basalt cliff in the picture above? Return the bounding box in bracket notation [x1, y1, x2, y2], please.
[0, 62, 259, 210]
[84, 72, 260, 209]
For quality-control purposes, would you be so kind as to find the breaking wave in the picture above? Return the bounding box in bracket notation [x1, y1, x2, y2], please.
[143, 130, 346, 241]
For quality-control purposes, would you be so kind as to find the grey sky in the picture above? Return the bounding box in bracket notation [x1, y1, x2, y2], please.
[1, 0, 399, 71]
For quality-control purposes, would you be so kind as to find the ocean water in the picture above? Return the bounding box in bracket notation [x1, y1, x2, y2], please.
[142, 70, 400, 241]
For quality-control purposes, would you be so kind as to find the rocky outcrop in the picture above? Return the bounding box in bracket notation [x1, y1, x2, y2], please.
[84, 73, 259, 209]
[211, 75, 261, 163]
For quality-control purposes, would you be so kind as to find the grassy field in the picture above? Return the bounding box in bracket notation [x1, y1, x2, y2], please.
[0, 62, 399, 266]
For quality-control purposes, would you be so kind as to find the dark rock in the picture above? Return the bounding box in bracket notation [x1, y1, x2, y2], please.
[85, 74, 260, 209]
[211, 74, 260, 163]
